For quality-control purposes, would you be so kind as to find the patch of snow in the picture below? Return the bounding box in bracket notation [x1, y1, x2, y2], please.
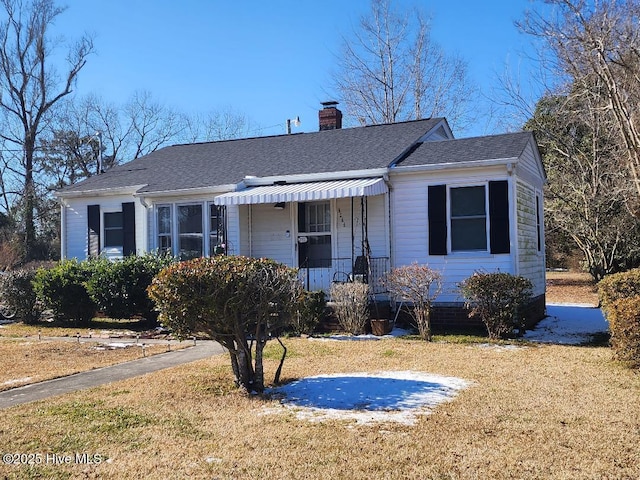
[266, 370, 470, 426]
[524, 304, 608, 345]
[3, 377, 32, 385]
[309, 327, 412, 342]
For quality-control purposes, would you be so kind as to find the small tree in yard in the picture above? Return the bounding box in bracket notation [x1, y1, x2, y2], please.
[459, 272, 533, 340]
[148, 256, 302, 393]
[383, 263, 442, 341]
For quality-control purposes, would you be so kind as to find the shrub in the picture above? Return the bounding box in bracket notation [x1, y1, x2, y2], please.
[0, 268, 43, 324]
[33, 259, 96, 325]
[148, 256, 302, 393]
[459, 272, 533, 339]
[383, 263, 442, 341]
[329, 282, 370, 335]
[292, 290, 326, 335]
[606, 296, 640, 367]
[598, 268, 640, 316]
[85, 252, 174, 321]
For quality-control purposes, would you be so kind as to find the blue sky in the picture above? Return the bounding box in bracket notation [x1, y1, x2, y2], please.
[54, 1, 543, 138]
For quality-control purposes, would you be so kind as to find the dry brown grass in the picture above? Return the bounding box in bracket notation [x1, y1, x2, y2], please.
[546, 270, 599, 306]
[1, 337, 638, 479]
[0, 318, 147, 339]
[0, 339, 186, 391]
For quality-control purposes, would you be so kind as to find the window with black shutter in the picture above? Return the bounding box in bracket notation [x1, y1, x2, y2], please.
[427, 181, 510, 255]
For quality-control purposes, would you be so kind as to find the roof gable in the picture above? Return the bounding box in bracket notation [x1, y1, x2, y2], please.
[393, 131, 535, 168]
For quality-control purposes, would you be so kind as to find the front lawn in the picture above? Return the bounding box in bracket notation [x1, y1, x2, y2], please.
[1, 336, 638, 479]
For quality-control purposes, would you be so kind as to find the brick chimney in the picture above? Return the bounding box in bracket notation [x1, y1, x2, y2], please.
[319, 101, 342, 131]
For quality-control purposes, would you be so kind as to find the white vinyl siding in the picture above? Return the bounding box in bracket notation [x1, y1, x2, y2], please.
[248, 203, 293, 266]
[62, 195, 145, 260]
[390, 168, 513, 303]
[516, 181, 546, 296]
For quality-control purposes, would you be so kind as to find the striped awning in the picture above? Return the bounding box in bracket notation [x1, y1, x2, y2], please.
[213, 178, 387, 206]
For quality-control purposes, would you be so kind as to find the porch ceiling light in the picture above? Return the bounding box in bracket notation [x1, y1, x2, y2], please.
[274, 202, 286, 210]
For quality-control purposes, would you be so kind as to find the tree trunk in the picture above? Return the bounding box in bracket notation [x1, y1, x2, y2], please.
[23, 137, 36, 261]
[253, 339, 266, 393]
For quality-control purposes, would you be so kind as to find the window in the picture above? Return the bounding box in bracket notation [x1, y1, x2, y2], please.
[450, 186, 487, 251]
[298, 201, 331, 268]
[209, 204, 226, 256]
[429, 182, 510, 255]
[157, 205, 172, 254]
[306, 202, 331, 232]
[103, 212, 123, 248]
[178, 204, 203, 259]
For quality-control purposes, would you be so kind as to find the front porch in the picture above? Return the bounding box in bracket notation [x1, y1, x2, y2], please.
[298, 255, 390, 294]
[215, 177, 391, 295]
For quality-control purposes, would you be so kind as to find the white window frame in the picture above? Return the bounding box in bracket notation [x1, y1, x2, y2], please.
[447, 183, 490, 253]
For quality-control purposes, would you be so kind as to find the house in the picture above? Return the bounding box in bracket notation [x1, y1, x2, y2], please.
[56, 102, 547, 328]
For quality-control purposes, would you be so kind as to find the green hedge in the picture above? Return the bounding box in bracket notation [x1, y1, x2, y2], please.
[291, 290, 326, 335]
[606, 296, 640, 367]
[598, 268, 640, 314]
[33, 259, 96, 325]
[0, 268, 43, 324]
[85, 253, 174, 321]
[459, 272, 533, 339]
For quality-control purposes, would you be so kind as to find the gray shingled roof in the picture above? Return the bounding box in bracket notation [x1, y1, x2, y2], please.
[394, 131, 534, 167]
[59, 118, 444, 194]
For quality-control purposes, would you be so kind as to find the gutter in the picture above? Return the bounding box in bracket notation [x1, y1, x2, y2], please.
[390, 157, 520, 174]
[241, 168, 389, 187]
[133, 184, 238, 198]
[55, 185, 148, 200]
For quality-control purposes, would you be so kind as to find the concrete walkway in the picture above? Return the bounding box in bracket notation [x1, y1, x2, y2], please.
[0, 340, 226, 409]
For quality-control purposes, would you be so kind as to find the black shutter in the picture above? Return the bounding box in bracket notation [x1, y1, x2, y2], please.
[122, 202, 136, 256]
[489, 180, 510, 254]
[87, 204, 100, 257]
[297, 203, 307, 266]
[428, 185, 447, 255]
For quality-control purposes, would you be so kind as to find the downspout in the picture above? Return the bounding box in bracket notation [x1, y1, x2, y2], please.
[137, 195, 151, 255]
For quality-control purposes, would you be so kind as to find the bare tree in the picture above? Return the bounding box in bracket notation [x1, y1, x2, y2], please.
[183, 106, 256, 143]
[0, 0, 93, 260]
[518, 0, 640, 208]
[526, 87, 640, 279]
[333, 0, 477, 131]
[122, 90, 189, 159]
